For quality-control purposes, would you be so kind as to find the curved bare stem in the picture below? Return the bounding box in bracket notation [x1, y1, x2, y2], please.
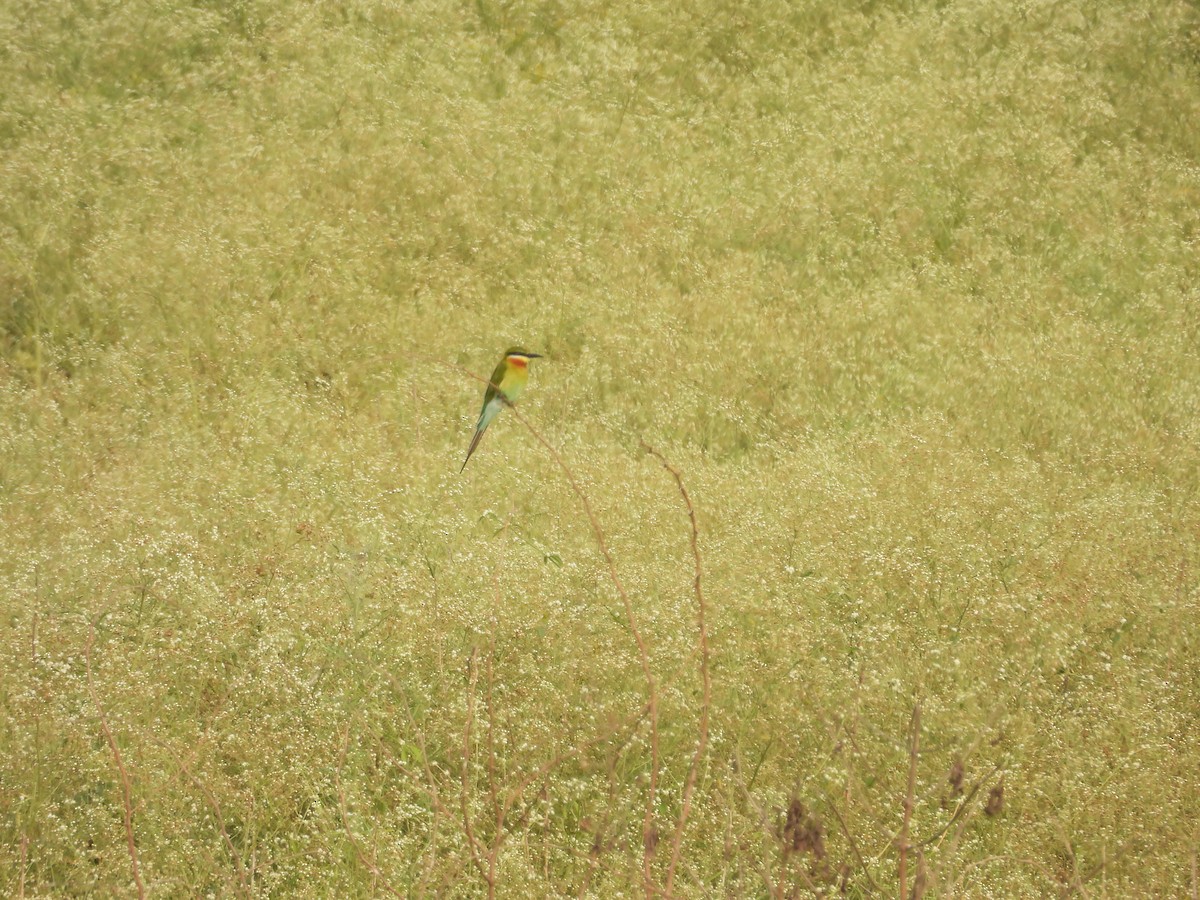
[448, 359, 661, 895]
[640, 440, 711, 898]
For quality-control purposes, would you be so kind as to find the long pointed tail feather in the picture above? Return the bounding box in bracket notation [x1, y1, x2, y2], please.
[460, 426, 486, 473]
[460, 396, 505, 473]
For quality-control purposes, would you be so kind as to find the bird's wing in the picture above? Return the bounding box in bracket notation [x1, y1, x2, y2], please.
[479, 357, 507, 413]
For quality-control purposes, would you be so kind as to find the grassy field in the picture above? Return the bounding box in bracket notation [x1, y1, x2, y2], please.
[3, 0, 1200, 895]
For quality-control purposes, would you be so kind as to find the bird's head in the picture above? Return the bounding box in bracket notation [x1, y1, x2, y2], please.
[504, 349, 542, 367]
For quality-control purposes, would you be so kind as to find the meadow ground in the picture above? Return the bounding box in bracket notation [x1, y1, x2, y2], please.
[3, 0, 1200, 895]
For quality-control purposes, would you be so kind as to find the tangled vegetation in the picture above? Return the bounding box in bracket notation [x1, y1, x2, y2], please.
[2, 0, 1199, 895]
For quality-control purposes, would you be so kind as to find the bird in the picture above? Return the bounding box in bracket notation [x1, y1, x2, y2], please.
[460, 348, 542, 472]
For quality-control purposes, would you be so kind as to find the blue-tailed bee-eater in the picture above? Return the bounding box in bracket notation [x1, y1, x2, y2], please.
[460, 348, 542, 472]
